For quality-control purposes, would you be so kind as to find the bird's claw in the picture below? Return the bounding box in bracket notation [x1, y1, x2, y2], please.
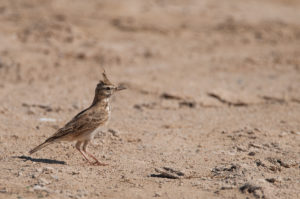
[90, 161, 108, 166]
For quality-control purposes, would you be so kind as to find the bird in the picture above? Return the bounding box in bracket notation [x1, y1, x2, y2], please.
[29, 71, 126, 165]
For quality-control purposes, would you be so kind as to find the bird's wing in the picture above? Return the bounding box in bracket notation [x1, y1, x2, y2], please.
[46, 107, 106, 141]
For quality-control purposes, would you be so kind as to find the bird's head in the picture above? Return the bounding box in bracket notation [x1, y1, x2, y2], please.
[95, 71, 126, 98]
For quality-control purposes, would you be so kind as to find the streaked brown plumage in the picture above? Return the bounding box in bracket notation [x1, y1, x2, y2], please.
[29, 71, 125, 165]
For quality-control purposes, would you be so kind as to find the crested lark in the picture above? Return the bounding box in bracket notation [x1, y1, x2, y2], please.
[29, 71, 125, 165]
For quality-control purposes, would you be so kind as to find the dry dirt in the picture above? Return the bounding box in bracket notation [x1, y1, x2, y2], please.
[0, 0, 300, 198]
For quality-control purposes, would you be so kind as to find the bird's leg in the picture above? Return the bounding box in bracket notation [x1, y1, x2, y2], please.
[82, 140, 107, 166]
[75, 141, 92, 164]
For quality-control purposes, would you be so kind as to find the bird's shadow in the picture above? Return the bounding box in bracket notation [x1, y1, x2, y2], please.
[14, 155, 66, 165]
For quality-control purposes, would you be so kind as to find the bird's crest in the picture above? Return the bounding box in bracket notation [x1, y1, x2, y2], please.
[98, 68, 113, 86]
[102, 70, 112, 85]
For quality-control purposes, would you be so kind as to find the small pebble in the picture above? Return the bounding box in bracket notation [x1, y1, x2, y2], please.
[43, 167, 54, 174]
[51, 175, 59, 180]
[36, 168, 42, 173]
[39, 178, 50, 186]
[154, 192, 161, 197]
[265, 178, 276, 183]
[33, 185, 49, 192]
[39, 118, 56, 122]
[108, 129, 119, 137]
[0, 188, 7, 193]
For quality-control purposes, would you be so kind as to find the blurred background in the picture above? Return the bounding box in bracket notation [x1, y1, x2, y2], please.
[0, 0, 300, 101]
[0, 0, 300, 198]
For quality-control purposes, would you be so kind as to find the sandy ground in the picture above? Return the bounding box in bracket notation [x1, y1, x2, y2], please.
[0, 0, 300, 198]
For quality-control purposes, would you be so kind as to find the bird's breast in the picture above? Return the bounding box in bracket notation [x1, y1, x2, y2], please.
[106, 104, 111, 112]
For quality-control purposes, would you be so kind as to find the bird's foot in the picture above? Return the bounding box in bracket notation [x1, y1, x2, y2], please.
[91, 161, 108, 166]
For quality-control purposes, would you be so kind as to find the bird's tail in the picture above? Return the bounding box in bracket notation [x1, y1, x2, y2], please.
[29, 141, 52, 154]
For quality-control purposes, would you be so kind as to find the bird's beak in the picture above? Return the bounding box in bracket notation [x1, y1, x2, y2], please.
[115, 85, 126, 91]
